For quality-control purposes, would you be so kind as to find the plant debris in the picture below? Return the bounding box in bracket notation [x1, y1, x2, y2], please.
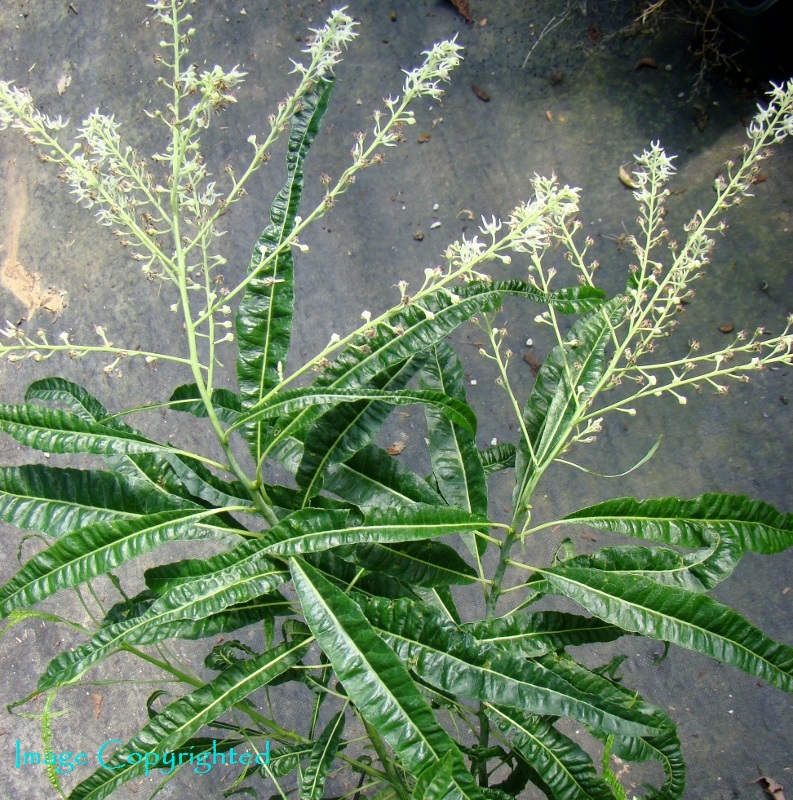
[618, 165, 640, 190]
[753, 776, 785, 800]
[719, 322, 735, 334]
[386, 441, 406, 456]
[449, 0, 471, 22]
[471, 84, 490, 102]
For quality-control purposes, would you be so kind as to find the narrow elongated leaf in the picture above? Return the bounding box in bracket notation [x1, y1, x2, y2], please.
[479, 443, 516, 476]
[262, 504, 489, 558]
[606, 727, 685, 800]
[236, 79, 334, 461]
[514, 297, 626, 509]
[419, 343, 487, 556]
[542, 653, 683, 800]
[533, 564, 793, 692]
[290, 558, 485, 800]
[0, 403, 168, 457]
[358, 595, 668, 736]
[38, 557, 288, 691]
[487, 705, 614, 800]
[562, 493, 793, 553]
[296, 356, 426, 499]
[334, 539, 477, 587]
[464, 610, 626, 657]
[0, 464, 198, 536]
[231, 386, 475, 434]
[69, 638, 310, 800]
[562, 544, 744, 593]
[169, 383, 241, 425]
[412, 752, 456, 800]
[0, 508, 243, 615]
[163, 452, 254, 510]
[25, 377, 117, 423]
[299, 710, 346, 800]
[324, 442, 446, 510]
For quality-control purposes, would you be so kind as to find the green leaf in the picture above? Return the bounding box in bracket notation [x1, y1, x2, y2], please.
[0, 403, 168, 457]
[487, 705, 615, 800]
[606, 726, 685, 800]
[324, 443, 446, 510]
[514, 297, 627, 510]
[39, 566, 288, 691]
[231, 385, 476, 436]
[562, 493, 793, 553]
[290, 558, 486, 799]
[295, 356, 428, 499]
[334, 539, 477, 587]
[533, 564, 793, 692]
[464, 610, 627, 658]
[419, 343, 488, 557]
[412, 752, 456, 800]
[478, 443, 516, 476]
[358, 595, 668, 737]
[69, 638, 310, 800]
[0, 508, 243, 616]
[261, 505, 489, 559]
[299, 710, 346, 800]
[0, 464, 198, 537]
[419, 342, 487, 515]
[24, 377, 116, 423]
[236, 78, 334, 461]
[169, 383, 241, 425]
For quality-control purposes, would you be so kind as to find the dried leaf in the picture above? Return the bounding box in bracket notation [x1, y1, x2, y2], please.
[472, 84, 490, 102]
[753, 776, 785, 800]
[56, 73, 72, 96]
[449, 0, 472, 22]
[522, 350, 542, 375]
[386, 441, 406, 456]
[618, 165, 640, 190]
[91, 693, 103, 720]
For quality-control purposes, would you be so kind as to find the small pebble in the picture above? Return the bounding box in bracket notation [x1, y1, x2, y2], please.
[525, 338, 533, 346]
[490, 437, 498, 446]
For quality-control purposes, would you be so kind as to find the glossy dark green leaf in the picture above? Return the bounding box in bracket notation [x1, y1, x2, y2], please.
[291, 558, 485, 799]
[69, 638, 310, 800]
[514, 297, 626, 510]
[464, 610, 626, 658]
[358, 595, 667, 736]
[295, 356, 426, 499]
[562, 493, 793, 553]
[478, 443, 516, 476]
[419, 343, 487, 557]
[299, 710, 346, 800]
[236, 79, 334, 461]
[0, 403, 167, 457]
[533, 564, 793, 692]
[0, 464, 198, 537]
[169, 383, 241, 425]
[412, 751, 456, 800]
[334, 539, 477, 587]
[324, 443, 446, 510]
[232, 385, 475, 435]
[263, 504, 488, 559]
[38, 554, 288, 691]
[487, 705, 614, 800]
[544, 653, 683, 799]
[0, 508, 243, 616]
